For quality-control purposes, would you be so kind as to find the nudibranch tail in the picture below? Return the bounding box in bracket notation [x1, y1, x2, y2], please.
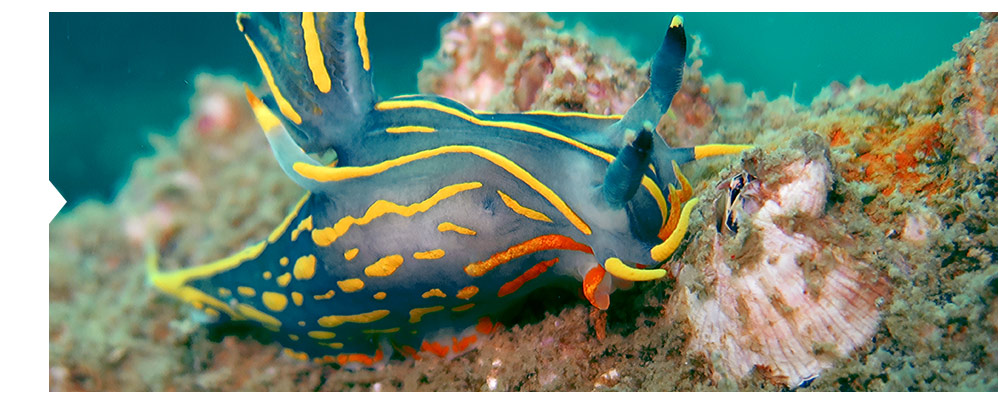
[237, 12, 375, 154]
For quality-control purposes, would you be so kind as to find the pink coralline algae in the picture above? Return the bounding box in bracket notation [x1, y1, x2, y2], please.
[419, 12, 647, 114]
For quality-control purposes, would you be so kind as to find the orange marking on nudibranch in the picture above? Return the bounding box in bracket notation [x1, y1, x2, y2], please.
[343, 248, 359, 261]
[452, 303, 475, 312]
[476, 317, 495, 334]
[452, 335, 478, 352]
[456, 286, 479, 300]
[497, 258, 558, 297]
[276, 272, 291, 287]
[421, 288, 447, 298]
[373, 291, 387, 300]
[583, 266, 609, 310]
[464, 234, 592, 277]
[421, 341, 449, 358]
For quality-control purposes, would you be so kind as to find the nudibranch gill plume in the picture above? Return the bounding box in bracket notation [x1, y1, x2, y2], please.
[148, 12, 752, 368]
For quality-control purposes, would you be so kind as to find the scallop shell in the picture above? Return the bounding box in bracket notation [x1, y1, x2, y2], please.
[671, 135, 890, 387]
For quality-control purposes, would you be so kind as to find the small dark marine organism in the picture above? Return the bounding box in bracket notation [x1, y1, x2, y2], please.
[148, 12, 752, 367]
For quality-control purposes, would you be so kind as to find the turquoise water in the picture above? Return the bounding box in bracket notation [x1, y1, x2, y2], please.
[49, 12, 980, 212]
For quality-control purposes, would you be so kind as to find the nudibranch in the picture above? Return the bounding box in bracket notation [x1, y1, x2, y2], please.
[148, 12, 751, 368]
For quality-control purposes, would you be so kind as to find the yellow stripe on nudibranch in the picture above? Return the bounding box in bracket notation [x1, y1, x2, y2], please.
[295, 146, 591, 235]
[693, 144, 754, 160]
[311, 182, 483, 246]
[409, 306, 444, 323]
[242, 37, 302, 124]
[354, 12, 370, 71]
[413, 249, 445, 260]
[497, 190, 552, 223]
[651, 198, 699, 262]
[438, 222, 476, 235]
[317, 309, 389, 328]
[301, 12, 332, 93]
[386, 125, 436, 134]
[236, 303, 282, 329]
[365, 254, 404, 277]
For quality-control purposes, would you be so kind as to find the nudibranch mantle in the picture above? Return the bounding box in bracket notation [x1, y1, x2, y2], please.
[149, 12, 751, 368]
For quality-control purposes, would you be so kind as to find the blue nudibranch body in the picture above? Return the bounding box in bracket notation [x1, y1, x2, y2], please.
[149, 12, 751, 367]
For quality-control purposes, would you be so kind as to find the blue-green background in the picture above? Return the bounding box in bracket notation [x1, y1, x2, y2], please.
[49, 12, 981, 212]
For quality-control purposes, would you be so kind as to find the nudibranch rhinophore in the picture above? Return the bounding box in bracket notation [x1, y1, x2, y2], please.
[148, 12, 752, 368]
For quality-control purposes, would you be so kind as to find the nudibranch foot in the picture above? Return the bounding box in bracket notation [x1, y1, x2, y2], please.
[149, 12, 755, 368]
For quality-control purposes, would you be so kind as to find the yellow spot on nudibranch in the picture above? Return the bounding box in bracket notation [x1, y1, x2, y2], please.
[386, 125, 436, 134]
[262, 291, 288, 312]
[354, 12, 370, 71]
[413, 249, 446, 260]
[280, 257, 289, 266]
[298, 320, 306, 327]
[373, 292, 387, 300]
[364, 254, 404, 277]
[452, 303, 475, 312]
[338, 278, 365, 292]
[262, 271, 272, 280]
[218, 287, 232, 298]
[497, 190, 552, 223]
[276, 272, 292, 287]
[289, 334, 300, 341]
[301, 12, 332, 93]
[311, 182, 482, 246]
[409, 306, 445, 323]
[421, 288, 447, 298]
[237, 286, 256, 297]
[438, 222, 476, 236]
[456, 286, 479, 300]
[318, 309, 390, 328]
[308, 330, 337, 339]
[291, 215, 314, 242]
[314, 290, 336, 300]
[293, 254, 317, 280]
[344, 248, 359, 261]
[291, 292, 304, 306]
[204, 307, 221, 318]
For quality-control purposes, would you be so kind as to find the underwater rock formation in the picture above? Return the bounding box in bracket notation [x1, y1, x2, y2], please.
[419, 12, 647, 114]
